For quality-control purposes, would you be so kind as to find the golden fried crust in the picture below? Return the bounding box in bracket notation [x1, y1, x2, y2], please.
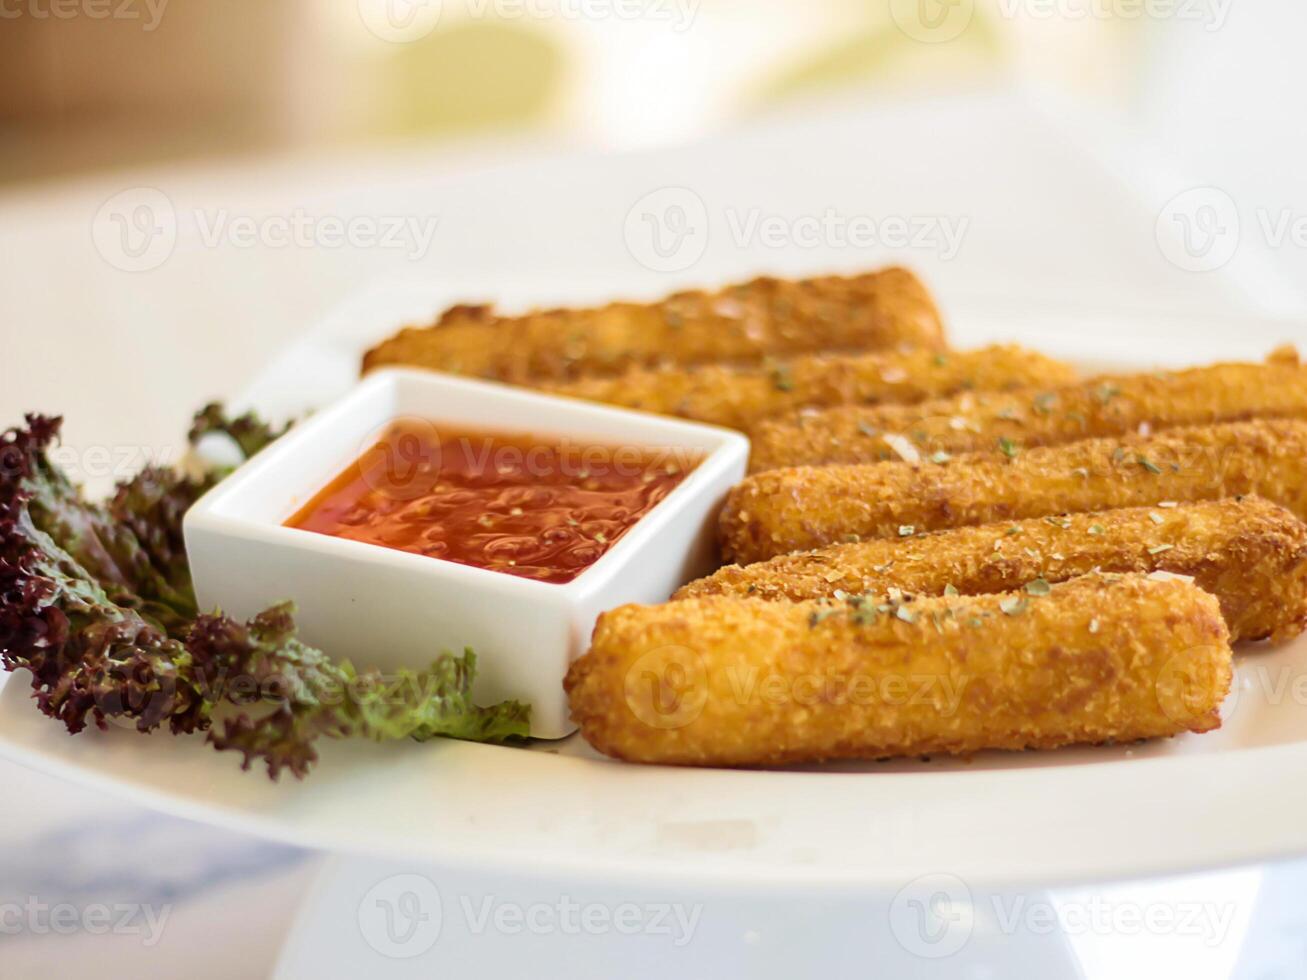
[748, 354, 1307, 472]
[565, 574, 1232, 766]
[360, 268, 946, 383]
[720, 419, 1307, 564]
[540, 345, 1074, 432]
[682, 497, 1307, 643]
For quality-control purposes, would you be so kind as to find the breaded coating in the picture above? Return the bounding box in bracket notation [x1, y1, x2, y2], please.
[565, 574, 1232, 766]
[682, 497, 1307, 642]
[361, 268, 946, 384]
[541, 345, 1074, 432]
[748, 350, 1307, 472]
[720, 419, 1307, 564]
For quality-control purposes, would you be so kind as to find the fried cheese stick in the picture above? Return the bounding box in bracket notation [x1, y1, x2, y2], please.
[361, 268, 946, 384]
[748, 349, 1307, 472]
[539, 345, 1074, 432]
[565, 574, 1232, 766]
[720, 419, 1307, 564]
[682, 497, 1307, 642]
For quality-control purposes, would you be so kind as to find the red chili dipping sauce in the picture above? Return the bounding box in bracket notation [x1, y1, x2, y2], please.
[286, 420, 697, 584]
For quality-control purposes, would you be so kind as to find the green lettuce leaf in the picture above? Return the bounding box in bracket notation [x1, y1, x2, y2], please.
[0, 411, 529, 779]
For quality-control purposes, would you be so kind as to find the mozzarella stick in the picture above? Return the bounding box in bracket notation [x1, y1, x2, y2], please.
[748, 349, 1307, 472]
[720, 419, 1307, 564]
[565, 574, 1232, 766]
[538, 345, 1073, 432]
[683, 497, 1307, 642]
[362, 268, 946, 384]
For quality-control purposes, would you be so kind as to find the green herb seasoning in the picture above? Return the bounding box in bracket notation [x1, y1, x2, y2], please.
[1025, 578, 1052, 597]
[1095, 383, 1122, 404]
[808, 608, 839, 628]
[1000, 597, 1029, 616]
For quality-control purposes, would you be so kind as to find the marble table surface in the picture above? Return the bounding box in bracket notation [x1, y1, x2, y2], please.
[0, 759, 320, 978]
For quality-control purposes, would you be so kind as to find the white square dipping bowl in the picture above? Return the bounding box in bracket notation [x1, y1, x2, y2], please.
[183, 368, 750, 738]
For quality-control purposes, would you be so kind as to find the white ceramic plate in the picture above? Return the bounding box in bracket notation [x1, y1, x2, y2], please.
[3, 279, 1307, 892]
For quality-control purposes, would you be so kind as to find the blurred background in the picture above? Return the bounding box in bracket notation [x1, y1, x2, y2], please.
[5, 0, 1066, 179]
[0, 0, 1288, 179]
[5, 0, 1306, 451]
